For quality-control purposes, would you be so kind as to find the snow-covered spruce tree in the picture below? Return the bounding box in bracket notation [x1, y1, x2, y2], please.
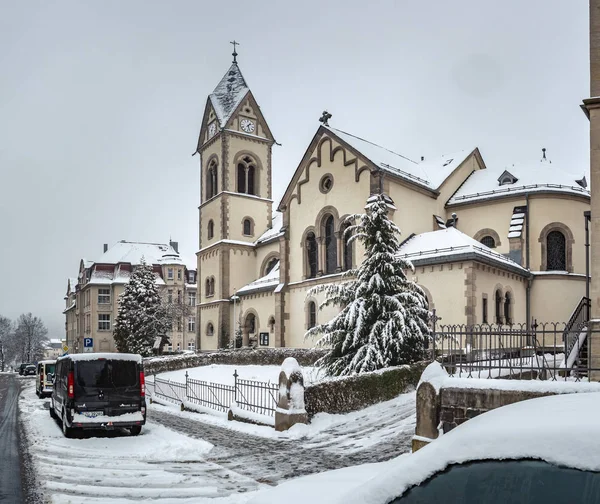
[305, 194, 430, 376]
[113, 258, 170, 356]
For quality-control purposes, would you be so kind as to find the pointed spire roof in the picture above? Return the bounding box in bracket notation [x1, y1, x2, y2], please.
[209, 63, 250, 128]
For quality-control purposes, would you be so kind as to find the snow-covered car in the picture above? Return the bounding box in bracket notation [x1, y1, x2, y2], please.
[18, 362, 34, 375]
[35, 359, 56, 398]
[22, 364, 36, 376]
[248, 392, 600, 504]
[50, 353, 146, 438]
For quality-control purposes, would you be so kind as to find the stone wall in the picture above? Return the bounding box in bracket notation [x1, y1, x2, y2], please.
[304, 361, 427, 418]
[144, 348, 327, 376]
[413, 362, 600, 451]
[439, 387, 556, 433]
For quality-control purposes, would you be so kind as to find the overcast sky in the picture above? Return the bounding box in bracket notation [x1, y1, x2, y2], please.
[0, 0, 589, 338]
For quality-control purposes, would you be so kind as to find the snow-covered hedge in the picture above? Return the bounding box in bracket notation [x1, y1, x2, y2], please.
[304, 361, 428, 418]
[143, 348, 328, 376]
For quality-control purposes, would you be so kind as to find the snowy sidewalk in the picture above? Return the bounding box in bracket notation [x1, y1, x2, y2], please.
[18, 382, 262, 503]
[148, 390, 416, 484]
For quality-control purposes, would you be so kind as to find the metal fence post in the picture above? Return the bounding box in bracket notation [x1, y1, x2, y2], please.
[233, 370, 238, 402]
[185, 370, 189, 401]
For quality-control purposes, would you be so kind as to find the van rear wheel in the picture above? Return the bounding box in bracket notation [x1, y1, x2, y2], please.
[62, 411, 74, 438]
[129, 426, 142, 436]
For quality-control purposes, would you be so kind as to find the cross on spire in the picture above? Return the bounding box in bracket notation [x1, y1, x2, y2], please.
[319, 110, 332, 126]
[230, 40, 239, 63]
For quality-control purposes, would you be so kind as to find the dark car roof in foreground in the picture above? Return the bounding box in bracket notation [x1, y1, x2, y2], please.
[248, 392, 600, 504]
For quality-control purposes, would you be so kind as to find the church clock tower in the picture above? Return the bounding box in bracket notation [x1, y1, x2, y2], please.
[195, 48, 276, 349]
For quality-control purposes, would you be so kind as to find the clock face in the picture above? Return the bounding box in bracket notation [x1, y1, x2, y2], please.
[240, 119, 255, 133]
[208, 122, 216, 137]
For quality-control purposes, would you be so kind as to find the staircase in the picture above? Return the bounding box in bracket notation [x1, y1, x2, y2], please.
[560, 297, 590, 379]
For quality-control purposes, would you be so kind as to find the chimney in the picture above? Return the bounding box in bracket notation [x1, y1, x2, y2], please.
[170, 240, 179, 253]
[103, 243, 108, 253]
[421, 156, 425, 161]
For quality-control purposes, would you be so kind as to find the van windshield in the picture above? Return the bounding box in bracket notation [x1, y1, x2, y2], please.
[76, 360, 138, 388]
[45, 364, 55, 374]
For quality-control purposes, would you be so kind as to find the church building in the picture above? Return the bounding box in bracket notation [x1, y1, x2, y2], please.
[196, 55, 590, 351]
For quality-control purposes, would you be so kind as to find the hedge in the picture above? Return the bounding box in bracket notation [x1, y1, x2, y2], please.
[304, 361, 428, 418]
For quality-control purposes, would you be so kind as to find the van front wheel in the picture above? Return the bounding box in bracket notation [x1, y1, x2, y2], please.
[129, 426, 142, 436]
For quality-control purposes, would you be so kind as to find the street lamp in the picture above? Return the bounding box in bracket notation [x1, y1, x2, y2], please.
[231, 294, 240, 349]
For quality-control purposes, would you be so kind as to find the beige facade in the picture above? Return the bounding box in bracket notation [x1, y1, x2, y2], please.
[64, 241, 197, 354]
[196, 60, 591, 352]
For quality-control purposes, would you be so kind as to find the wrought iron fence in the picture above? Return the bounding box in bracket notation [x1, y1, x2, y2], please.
[234, 371, 279, 416]
[432, 321, 598, 382]
[146, 370, 278, 417]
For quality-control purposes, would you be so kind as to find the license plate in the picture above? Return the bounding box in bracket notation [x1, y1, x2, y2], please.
[82, 411, 103, 418]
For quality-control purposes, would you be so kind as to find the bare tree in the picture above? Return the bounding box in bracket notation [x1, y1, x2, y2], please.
[14, 313, 49, 363]
[0, 316, 13, 371]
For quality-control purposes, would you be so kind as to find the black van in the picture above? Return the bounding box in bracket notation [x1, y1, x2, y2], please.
[50, 353, 146, 437]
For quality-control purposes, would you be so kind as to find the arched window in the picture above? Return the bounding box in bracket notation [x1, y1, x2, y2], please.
[205, 278, 210, 297]
[206, 159, 218, 199]
[265, 258, 278, 276]
[342, 222, 353, 271]
[206, 323, 214, 337]
[547, 231, 566, 270]
[243, 219, 252, 236]
[209, 278, 215, 296]
[247, 165, 255, 195]
[308, 301, 317, 329]
[480, 236, 496, 249]
[306, 232, 318, 278]
[236, 156, 257, 196]
[504, 292, 512, 325]
[324, 215, 337, 274]
[495, 290, 503, 325]
[207, 220, 214, 240]
[237, 164, 246, 193]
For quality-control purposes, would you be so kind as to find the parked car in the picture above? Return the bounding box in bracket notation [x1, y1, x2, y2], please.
[22, 364, 36, 376]
[248, 392, 600, 504]
[18, 363, 34, 375]
[35, 359, 56, 398]
[49, 353, 146, 438]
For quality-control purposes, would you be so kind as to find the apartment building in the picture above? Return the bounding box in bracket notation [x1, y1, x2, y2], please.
[64, 240, 197, 354]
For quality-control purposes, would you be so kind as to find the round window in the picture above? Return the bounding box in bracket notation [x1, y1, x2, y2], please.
[319, 174, 334, 194]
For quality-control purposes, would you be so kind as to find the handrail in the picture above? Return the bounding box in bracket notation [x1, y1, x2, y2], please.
[562, 297, 590, 367]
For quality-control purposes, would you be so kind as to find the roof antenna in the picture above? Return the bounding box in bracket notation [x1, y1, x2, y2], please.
[541, 147, 548, 163]
[230, 40, 239, 63]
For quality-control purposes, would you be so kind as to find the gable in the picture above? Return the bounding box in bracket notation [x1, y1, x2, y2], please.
[278, 127, 373, 210]
[223, 91, 275, 142]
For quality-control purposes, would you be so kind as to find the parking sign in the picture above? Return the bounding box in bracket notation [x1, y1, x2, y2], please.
[84, 338, 93, 348]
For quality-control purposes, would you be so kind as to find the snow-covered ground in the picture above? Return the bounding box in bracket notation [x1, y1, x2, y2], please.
[155, 364, 328, 386]
[18, 381, 264, 503]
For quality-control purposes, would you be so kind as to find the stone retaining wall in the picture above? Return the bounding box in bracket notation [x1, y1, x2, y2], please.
[305, 361, 427, 418]
[144, 348, 327, 376]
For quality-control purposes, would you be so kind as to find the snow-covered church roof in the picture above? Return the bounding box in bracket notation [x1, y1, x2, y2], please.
[209, 62, 249, 128]
[325, 126, 476, 191]
[448, 159, 589, 205]
[399, 227, 528, 275]
[236, 260, 280, 296]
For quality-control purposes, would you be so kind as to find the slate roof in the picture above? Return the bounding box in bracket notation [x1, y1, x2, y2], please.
[209, 63, 250, 128]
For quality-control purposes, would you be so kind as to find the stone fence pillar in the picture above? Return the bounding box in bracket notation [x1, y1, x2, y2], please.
[412, 381, 441, 452]
[275, 357, 308, 431]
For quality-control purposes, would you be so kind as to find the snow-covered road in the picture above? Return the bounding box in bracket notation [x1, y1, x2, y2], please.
[148, 390, 417, 484]
[18, 381, 263, 503]
[19, 378, 416, 502]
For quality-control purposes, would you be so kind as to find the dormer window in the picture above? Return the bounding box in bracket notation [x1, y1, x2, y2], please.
[498, 170, 518, 186]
